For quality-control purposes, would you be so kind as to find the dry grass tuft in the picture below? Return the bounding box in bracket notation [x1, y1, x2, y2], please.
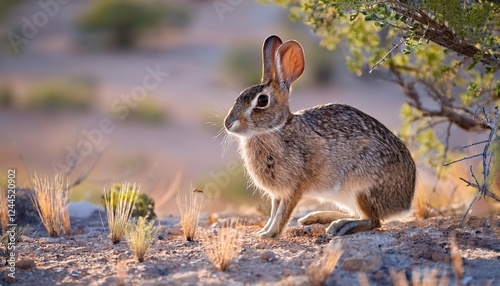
[358, 272, 370, 286]
[31, 174, 69, 237]
[61, 206, 71, 235]
[104, 183, 139, 244]
[391, 267, 450, 286]
[414, 183, 431, 219]
[0, 182, 8, 233]
[308, 240, 343, 286]
[126, 216, 157, 262]
[176, 189, 203, 241]
[449, 231, 463, 283]
[116, 259, 127, 286]
[202, 218, 242, 271]
[390, 268, 409, 286]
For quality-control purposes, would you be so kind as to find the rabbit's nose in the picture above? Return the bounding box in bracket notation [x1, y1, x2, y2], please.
[224, 117, 240, 131]
[225, 119, 234, 130]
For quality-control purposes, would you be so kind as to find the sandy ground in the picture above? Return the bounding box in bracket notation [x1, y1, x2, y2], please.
[2, 209, 499, 286]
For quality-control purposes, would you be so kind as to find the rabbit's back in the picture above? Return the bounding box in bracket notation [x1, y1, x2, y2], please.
[294, 103, 416, 218]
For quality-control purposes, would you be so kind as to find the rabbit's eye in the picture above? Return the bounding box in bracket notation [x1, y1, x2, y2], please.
[257, 95, 269, 108]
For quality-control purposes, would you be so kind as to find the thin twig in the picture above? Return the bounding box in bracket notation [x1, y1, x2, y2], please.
[443, 153, 485, 166]
[67, 147, 106, 189]
[445, 106, 499, 227]
[460, 192, 479, 227]
[462, 140, 489, 149]
[370, 38, 405, 73]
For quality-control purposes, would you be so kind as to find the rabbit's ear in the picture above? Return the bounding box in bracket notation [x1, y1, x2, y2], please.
[275, 40, 305, 90]
[262, 35, 283, 83]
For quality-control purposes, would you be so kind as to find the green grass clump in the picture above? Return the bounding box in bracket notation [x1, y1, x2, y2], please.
[126, 216, 157, 262]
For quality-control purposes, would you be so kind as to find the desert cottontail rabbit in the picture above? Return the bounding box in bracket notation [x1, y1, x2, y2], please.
[224, 35, 416, 238]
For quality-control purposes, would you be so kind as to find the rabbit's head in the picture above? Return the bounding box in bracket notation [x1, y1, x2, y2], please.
[224, 35, 305, 137]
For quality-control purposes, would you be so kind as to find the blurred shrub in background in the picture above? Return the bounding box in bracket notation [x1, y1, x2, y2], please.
[222, 41, 339, 88]
[77, 0, 190, 49]
[0, 0, 20, 21]
[128, 98, 167, 124]
[222, 44, 262, 87]
[24, 78, 95, 111]
[307, 45, 338, 86]
[0, 84, 13, 108]
[102, 184, 156, 220]
[109, 97, 167, 125]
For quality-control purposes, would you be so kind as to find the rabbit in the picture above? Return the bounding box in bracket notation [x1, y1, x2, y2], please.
[224, 35, 416, 239]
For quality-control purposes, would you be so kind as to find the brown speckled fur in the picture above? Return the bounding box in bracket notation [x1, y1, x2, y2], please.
[224, 36, 416, 238]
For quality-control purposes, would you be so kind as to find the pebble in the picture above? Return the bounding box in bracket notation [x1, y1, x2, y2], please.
[340, 240, 383, 272]
[38, 237, 57, 244]
[70, 270, 80, 278]
[73, 227, 85, 235]
[16, 259, 36, 270]
[19, 235, 34, 243]
[259, 250, 276, 262]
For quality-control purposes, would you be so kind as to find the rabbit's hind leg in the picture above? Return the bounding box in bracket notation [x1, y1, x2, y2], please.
[326, 218, 380, 236]
[257, 198, 281, 234]
[298, 211, 351, 225]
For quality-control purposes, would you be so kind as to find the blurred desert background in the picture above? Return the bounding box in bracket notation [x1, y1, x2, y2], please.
[0, 0, 489, 218]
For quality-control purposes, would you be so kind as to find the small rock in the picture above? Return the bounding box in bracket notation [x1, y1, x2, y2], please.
[167, 227, 183, 236]
[467, 216, 484, 228]
[316, 234, 332, 244]
[67, 201, 103, 219]
[340, 240, 383, 272]
[254, 243, 265, 249]
[38, 237, 57, 244]
[431, 251, 449, 263]
[289, 226, 312, 237]
[70, 270, 80, 278]
[73, 227, 85, 235]
[19, 235, 34, 243]
[16, 259, 36, 270]
[77, 247, 93, 252]
[259, 250, 276, 261]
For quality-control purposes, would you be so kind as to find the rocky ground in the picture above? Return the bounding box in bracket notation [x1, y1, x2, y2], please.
[1, 210, 499, 286]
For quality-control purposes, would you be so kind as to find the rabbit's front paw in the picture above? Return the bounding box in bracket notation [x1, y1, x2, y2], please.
[256, 227, 267, 235]
[258, 230, 280, 239]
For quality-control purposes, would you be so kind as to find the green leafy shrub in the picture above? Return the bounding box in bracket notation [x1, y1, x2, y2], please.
[24, 79, 93, 111]
[77, 0, 190, 48]
[102, 184, 156, 220]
